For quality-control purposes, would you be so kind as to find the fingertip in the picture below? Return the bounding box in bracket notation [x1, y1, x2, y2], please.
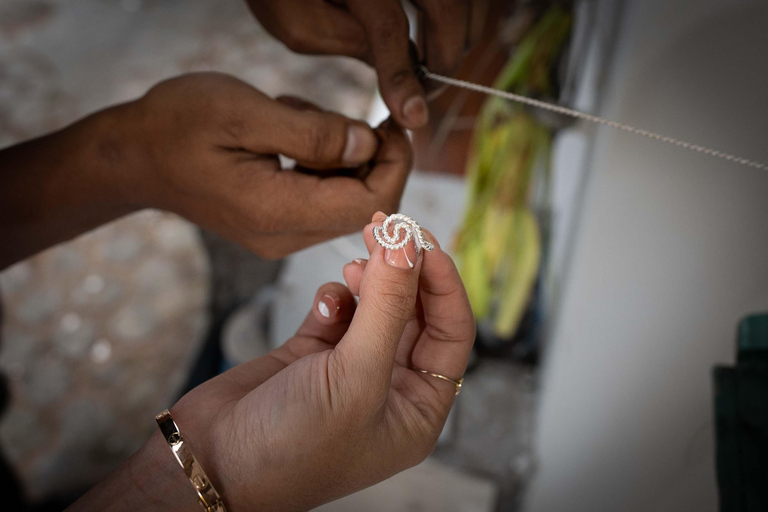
[315, 292, 341, 323]
[343, 258, 367, 296]
[384, 243, 419, 270]
[402, 95, 429, 128]
[310, 283, 356, 326]
[367, 215, 422, 271]
[342, 123, 378, 167]
[379, 73, 428, 130]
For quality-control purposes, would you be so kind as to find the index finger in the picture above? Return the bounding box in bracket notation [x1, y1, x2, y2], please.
[359, 223, 475, 386]
[347, 0, 429, 129]
[335, 217, 423, 399]
[354, 217, 474, 403]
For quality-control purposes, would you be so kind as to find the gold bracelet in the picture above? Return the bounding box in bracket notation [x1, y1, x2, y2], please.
[156, 409, 228, 512]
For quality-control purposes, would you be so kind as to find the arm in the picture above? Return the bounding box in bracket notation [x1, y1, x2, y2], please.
[69, 206, 475, 511]
[0, 72, 404, 271]
[66, 431, 202, 512]
[0, 104, 138, 269]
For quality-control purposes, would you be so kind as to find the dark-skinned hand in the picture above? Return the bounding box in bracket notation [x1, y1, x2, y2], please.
[245, 0, 475, 130]
[0, 72, 413, 266]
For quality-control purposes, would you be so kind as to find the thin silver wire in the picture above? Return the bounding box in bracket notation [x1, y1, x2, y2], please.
[423, 69, 768, 172]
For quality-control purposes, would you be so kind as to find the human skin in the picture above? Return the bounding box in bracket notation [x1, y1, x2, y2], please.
[67, 212, 475, 511]
[246, 0, 477, 130]
[0, 2, 481, 505]
[0, 73, 411, 270]
[0, 70, 475, 510]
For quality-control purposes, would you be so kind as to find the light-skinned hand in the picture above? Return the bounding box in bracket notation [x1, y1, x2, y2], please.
[90, 211, 476, 511]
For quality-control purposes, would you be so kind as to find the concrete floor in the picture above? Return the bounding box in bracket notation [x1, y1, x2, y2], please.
[0, 0, 537, 508]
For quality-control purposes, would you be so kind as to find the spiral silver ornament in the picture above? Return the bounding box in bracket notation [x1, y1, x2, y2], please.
[372, 213, 434, 252]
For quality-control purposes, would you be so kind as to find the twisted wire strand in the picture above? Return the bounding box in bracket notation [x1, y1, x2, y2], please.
[423, 69, 768, 172]
[373, 214, 435, 252]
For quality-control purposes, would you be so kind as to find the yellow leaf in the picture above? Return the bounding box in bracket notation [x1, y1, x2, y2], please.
[494, 210, 541, 338]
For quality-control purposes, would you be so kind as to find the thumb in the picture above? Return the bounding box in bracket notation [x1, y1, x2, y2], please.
[336, 212, 422, 394]
[253, 97, 379, 169]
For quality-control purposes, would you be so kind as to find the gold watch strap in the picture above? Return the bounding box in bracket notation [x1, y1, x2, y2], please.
[156, 409, 227, 512]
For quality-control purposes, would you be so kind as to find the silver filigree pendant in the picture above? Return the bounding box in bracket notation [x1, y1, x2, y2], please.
[372, 213, 434, 252]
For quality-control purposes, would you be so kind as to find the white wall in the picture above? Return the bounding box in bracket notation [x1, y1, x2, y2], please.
[527, 1, 768, 511]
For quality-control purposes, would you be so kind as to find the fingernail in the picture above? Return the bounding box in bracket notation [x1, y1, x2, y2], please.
[402, 96, 428, 127]
[372, 211, 387, 222]
[318, 293, 341, 319]
[385, 242, 419, 269]
[343, 124, 377, 167]
[353, 258, 366, 265]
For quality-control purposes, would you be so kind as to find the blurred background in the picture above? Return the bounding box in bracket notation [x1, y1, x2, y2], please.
[1, 0, 767, 511]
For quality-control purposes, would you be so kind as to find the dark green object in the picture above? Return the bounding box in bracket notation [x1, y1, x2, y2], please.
[714, 313, 768, 512]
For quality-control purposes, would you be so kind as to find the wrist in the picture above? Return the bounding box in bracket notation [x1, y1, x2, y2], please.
[73, 101, 148, 212]
[170, 398, 290, 512]
[66, 429, 201, 512]
[131, 430, 205, 512]
[0, 102, 145, 267]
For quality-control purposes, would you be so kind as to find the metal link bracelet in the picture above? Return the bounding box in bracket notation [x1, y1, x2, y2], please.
[156, 409, 227, 512]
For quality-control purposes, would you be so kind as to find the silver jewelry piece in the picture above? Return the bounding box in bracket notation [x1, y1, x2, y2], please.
[373, 213, 434, 252]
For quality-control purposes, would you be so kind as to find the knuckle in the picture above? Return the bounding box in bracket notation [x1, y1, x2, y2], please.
[388, 68, 415, 88]
[300, 118, 333, 160]
[371, 280, 416, 321]
[219, 110, 248, 141]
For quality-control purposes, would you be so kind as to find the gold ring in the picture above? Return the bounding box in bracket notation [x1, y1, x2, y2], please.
[411, 367, 464, 395]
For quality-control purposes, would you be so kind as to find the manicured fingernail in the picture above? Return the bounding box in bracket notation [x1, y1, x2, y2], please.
[353, 258, 367, 265]
[318, 293, 341, 319]
[402, 95, 428, 127]
[343, 124, 377, 167]
[385, 242, 419, 269]
[372, 211, 387, 222]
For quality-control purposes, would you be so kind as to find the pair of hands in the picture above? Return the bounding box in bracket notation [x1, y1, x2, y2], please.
[117, 5, 479, 507]
[126, 0, 482, 254]
[2, 0, 479, 267]
[131, 0, 480, 254]
[38, 3, 479, 509]
[148, 211, 475, 510]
